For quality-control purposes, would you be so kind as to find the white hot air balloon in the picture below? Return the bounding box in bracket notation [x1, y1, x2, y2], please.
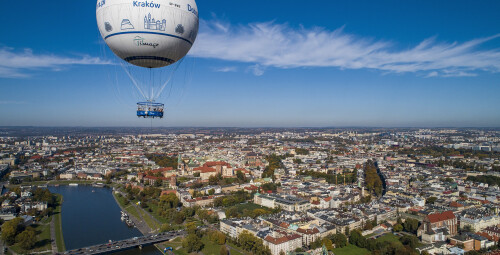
[96, 0, 199, 118]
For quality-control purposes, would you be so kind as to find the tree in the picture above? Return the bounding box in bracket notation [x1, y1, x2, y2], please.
[426, 197, 437, 205]
[186, 222, 197, 235]
[238, 231, 271, 255]
[174, 212, 186, 224]
[16, 228, 36, 250]
[463, 225, 473, 233]
[1, 217, 23, 245]
[400, 235, 420, 249]
[332, 233, 348, 248]
[209, 175, 219, 185]
[364, 221, 374, 230]
[182, 234, 203, 253]
[225, 207, 239, 218]
[403, 218, 420, 234]
[220, 245, 228, 255]
[393, 224, 403, 232]
[322, 238, 334, 251]
[236, 170, 246, 183]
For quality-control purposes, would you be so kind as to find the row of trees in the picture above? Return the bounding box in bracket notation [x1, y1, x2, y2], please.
[145, 154, 178, 169]
[182, 222, 204, 253]
[347, 229, 419, 255]
[237, 230, 272, 255]
[298, 170, 357, 184]
[212, 190, 251, 208]
[1, 218, 37, 250]
[467, 175, 500, 186]
[399, 146, 499, 160]
[225, 206, 278, 219]
[364, 160, 383, 196]
[262, 154, 286, 178]
[393, 218, 420, 234]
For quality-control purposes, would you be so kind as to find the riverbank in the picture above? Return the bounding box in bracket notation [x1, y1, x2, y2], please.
[6, 180, 105, 189]
[112, 191, 170, 254]
[54, 194, 65, 252]
[7, 194, 65, 254]
[112, 191, 156, 235]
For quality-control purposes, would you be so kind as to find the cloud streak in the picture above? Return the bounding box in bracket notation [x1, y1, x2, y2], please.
[214, 66, 237, 72]
[0, 48, 111, 78]
[191, 20, 500, 77]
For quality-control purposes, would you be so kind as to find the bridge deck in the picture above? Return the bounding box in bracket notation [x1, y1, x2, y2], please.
[58, 231, 185, 255]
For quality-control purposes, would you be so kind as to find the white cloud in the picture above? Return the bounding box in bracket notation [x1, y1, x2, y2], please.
[247, 64, 265, 76]
[214, 66, 237, 72]
[0, 48, 111, 78]
[190, 20, 500, 77]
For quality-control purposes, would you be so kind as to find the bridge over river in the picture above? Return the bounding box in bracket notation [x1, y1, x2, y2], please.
[58, 230, 186, 255]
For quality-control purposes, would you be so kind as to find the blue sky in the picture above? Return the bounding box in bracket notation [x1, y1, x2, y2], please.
[0, 0, 499, 127]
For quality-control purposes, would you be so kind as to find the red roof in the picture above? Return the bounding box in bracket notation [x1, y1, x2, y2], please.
[151, 167, 173, 173]
[264, 234, 302, 245]
[449, 201, 464, 207]
[204, 161, 231, 168]
[427, 211, 455, 223]
[193, 166, 217, 173]
[297, 228, 319, 235]
[145, 176, 168, 181]
[161, 190, 177, 196]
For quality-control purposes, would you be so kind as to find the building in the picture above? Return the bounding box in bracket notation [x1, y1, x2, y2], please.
[254, 193, 310, 212]
[418, 211, 457, 243]
[263, 231, 302, 255]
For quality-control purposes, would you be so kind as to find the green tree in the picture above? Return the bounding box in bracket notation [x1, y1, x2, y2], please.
[16, 228, 36, 250]
[400, 235, 420, 249]
[236, 170, 246, 183]
[220, 245, 228, 255]
[403, 218, 420, 234]
[1, 217, 23, 245]
[332, 233, 348, 248]
[208, 188, 215, 195]
[209, 175, 219, 185]
[238, 231, 271, 255]
[426, 197, 437, 205]
[463, 225, 473, 233]
[182, 234, 204, 253]
[393, 223, 403, 232]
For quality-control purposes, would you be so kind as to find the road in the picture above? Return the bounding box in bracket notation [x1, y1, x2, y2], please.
[58, 230, 186, 255]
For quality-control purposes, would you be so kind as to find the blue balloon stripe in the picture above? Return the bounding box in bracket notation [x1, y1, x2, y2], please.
[124, 56, 175, 64]
[105, 31, 193, 45]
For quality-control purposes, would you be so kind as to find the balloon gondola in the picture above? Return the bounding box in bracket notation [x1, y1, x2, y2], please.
[96, 0, 199, 118]
[137, 101, 164, 118]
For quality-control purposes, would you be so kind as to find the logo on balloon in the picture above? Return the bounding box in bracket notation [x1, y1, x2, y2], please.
[133, 36, 159, 48]
[96, 0, 105, 9]
[187, 4, 198, 16]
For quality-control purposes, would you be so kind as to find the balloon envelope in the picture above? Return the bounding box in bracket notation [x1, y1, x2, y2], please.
[96, 0, 199, 68]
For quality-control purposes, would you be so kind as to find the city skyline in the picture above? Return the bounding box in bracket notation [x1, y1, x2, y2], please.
[1, 0, 500, 127]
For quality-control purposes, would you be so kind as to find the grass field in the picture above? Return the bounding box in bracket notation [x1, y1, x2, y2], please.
[137, 205, 160, 230]
[375, 233, 404, 249]
[114, 193, 161, 231]
[332, 244, 370, 255]
[54, 194, 66, 252]
[161, 236, 245, 255]
[10, 195, 65, 254]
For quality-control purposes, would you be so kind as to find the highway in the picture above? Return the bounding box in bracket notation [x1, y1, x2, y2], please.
[58, 230, 185, 255]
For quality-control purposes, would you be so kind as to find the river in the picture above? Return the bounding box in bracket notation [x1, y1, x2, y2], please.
[49, 185, 162, 255]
